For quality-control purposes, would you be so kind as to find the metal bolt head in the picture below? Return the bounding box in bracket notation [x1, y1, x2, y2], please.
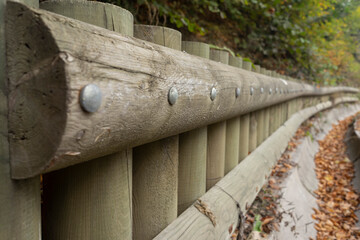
[260, 87, 264, 94]
[210, 87, 217, 101]
[276, 87, 279, 93]
[235, 87, 241, 98]
[168, 87, 178, 105]
[269, 88, 272, 94]
[79, 84, 102, 113]
[250, 87, 254, 95]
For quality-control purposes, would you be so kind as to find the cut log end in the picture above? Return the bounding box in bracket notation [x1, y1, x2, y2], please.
[7, 2, 66, 178]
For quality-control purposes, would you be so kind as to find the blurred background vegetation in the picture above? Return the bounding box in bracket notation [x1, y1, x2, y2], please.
[99, 0, 360, 86]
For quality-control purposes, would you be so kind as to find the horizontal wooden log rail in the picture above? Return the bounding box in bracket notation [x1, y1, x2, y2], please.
[155, 96, 359, 240]
[6, 1, 359, 179]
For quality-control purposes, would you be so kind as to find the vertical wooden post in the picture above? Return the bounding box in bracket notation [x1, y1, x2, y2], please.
[249, 112, 258, 153]
[254, 66, 264, 146]
[206, 48, 228, 190]
[43, 151, 132, 239]
[133, 137, 178, 239]
[1, 0, 41, 239]
[40, 1, 133, 239]
[264, 107, 270, 139]
[177, 41, 208, 215]
[132, 25, 181, 239]
[239, 114, 250, 162]
[225, 56, 241, 174]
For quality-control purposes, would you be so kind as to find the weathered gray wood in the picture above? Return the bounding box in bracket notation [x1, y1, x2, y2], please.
[264, 107, 270, 139]
[178, 127, 207, 214]
[41, 0, 133, 36]
[6, 2, 359, 178]
[132, 25, 180, 239]
[155, 98, 359, 240]
[239, 114, 250, 162]
[182, 41, 210, 58]
[210, 48, 229, 64]
[43, 150, 132, 239]
[39, 1, 134, 239]
[134, 24, 181, 50]
[178, 41, 208, 215]
[249, 112, 257, 153]
[229, 56, 242, 68]
[1, 0, 41, 239]
[224, 53, 240, 174]
[256, 110, 264, 146]
[206, 48, 228, 190]
[225, 117, 240, 174]
[133, 137, 178, 239]
[206, 121, 226, 190]
[243, 61, 252, 71]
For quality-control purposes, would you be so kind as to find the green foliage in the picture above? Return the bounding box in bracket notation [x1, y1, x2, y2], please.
[306, 130, 314, 142]
[253, 214, 262, 232]
[99, 0, 360, 86]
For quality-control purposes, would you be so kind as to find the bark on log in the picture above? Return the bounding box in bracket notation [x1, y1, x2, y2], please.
[6, 2, 359, 178]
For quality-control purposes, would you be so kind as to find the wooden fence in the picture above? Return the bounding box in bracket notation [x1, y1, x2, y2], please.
[1, 0, 359, 239]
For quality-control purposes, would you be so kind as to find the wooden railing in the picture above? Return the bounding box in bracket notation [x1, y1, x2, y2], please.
[1, 0, 359, 239]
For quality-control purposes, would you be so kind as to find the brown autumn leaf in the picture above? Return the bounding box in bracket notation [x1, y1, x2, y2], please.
[312, 114, 360, 239]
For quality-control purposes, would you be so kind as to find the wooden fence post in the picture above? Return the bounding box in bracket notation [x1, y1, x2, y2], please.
[254, 66, 265, 146]
[1, 0, 41, 239]
[132, 25, 181, 239]
[225, 56, 241, 174]
[239, 114, 250, 162]
[206, 48, 228, 190]
[242, 60, 257, 154]
[40, 1, 133, 239]
[177, 41, 208, 215]
[263, 69, 270, 140]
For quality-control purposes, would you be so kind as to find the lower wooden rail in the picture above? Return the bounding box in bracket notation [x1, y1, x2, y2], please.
[155, 97, 358, 240]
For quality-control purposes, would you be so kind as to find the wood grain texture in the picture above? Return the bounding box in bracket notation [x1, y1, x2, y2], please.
[249, 112, 257, 153]
[39, 1, 134, 239]
[256, 110, 264, 146]
[134, 24, 181, 50]
[206, 121, 226, 190]
[178, 127, 207, 214]
[1, 0, 41, 239]
[225, 117, 240, 174]
[40, 0, 133, 36]
[206, 48, 228, 190]
[155, 97, 359, 239]
[132, 25, 180, 239]
[6, 2, 359, 178]
[264, 107, 270, 139]
[229, 56, 242, 68]
[133, 136, 179, 240]
[43, 150, 132, 240]
[178, 41, 209, 215]
[239, 114, 250, 162]
[182, 41, 210, 58]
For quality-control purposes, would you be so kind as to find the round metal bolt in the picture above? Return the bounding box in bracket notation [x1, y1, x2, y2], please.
[210, 87, 217, 101]
[168, 87, 178, 105]
[79, 84, 102, 113]
[250, 87, 254, 96]
[260, 87, 264, 94]
[269, 88, 272, 94]
[235, 87, 241, 98]
[275, 87, 279, 93]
